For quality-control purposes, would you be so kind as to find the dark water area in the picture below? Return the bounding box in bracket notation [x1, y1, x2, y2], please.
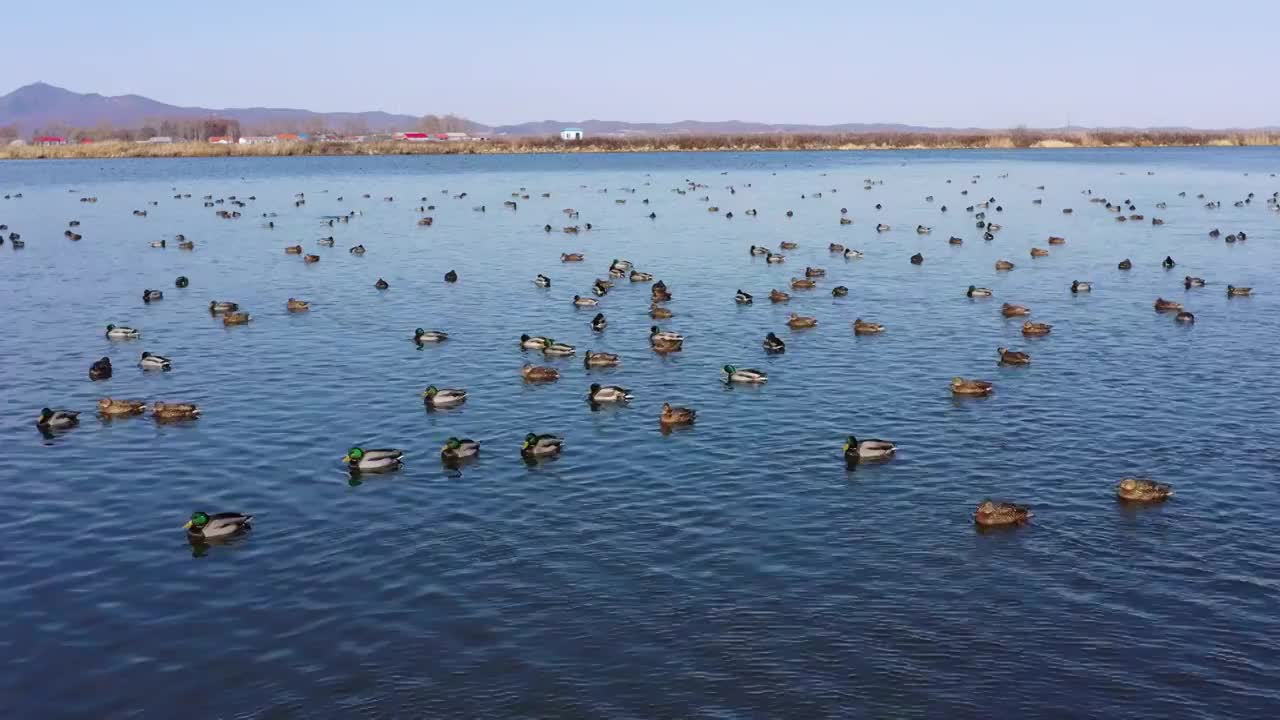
[1, 148, 1278, 718]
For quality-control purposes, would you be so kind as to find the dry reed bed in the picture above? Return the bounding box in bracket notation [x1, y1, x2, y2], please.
[3, 131, 1278, 160]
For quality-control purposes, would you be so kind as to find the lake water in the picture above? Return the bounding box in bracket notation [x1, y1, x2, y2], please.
[2, 148, 1278, 718]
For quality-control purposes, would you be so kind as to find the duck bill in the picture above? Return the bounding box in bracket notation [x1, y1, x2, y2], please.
[183, 521, 193, 530]
[340, 455, 351, 463]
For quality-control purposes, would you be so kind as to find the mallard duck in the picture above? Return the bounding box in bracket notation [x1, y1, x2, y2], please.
[542, 339, 576, 357]
[414, 328, 449, 344]
[791, 278, 816, 290]
[629, 270, 653, 282]
[520, 334, 549, 349]
[974, 501, 1031, 527]
[916, 225, 932, 234]
[317, 237, 336, 247]
[209, 301, 238, 314]
[346, 244, 366, 255]
[967, 285, 993, 298]
[651, 285, 672, 302]
[948, 236, 963, 245]
[285, 244, 302, 254]
[650, 304, 673, 319]
[1163, 256, 1176, 269]
[175, 276, 190, 288]
[588, 383, 633, 403]
[1154, 298, 1183, 312]
[342, 447, 403, 473]
[997, 347, 1031, 365]
[766, 252, 785, 264]
[1001, 303, 1030, 318]
[847, 317, 883, 337]
[660, 402, 696, 426]
[842, 248, 864, 259]
[877, 223, 891, 232]
[89, 357, 112, 380]
[440, 437, 480, 461]
[1030, 248, 1049, 258]
[443, 269, 458, 283]
[844, 435, 896, 461]
[521, 363, 560, 381]
[1116, 478, 1174, 503]
[735, 289, 754, 304]
[1175, 311, 1196, 323]
[1227, 285, 1252, 297]
[592, 281, 609, 297]
[805, 267, 826, 278]
[829, 243, 846, 253]
[150, 239, 166, 248]
[185, 511, 252, 540]
[1048, 236, 1066, 245]
[787, 313, 817, 329]
[375, 278, 389, 290]
[583, 351, 620, 368]
[995, 259, 1015, 271]
[177, 239, 194, 250]
[303, 253, 320, 264]
[831, 286, 849, 297]
[650, 326, 684, 344]
[1184, 276, 1206, 289]
[143, 289, 163, 303]
[780, 241, 799, 250]
[723, 365, 767, 384]
[572, 295, 598, 308]
[1022, 321, 1052, 336]
[610, 259, 634, 273]
[951, 377, 994, 396]
[37, 408, 80, 429]
[534, 274, 551, 288]
[223, 312, 251, 326]
[1071, 280, 1092, 293]
[423, 386, 467, 408]
[590, 313, 607, 332]
[750, 245, 769, 256]
[139, 351, 172, 371]
[522, 433, 563, 458]
[97, 397, 145, 416]
[762, 332, 786, 352]
[105, 324, 140, 339]
[1118, 258, 1132, 270]
[561, 252, 584, 262]
[152, 402, 200, 420]
[910, 252, 924, 265]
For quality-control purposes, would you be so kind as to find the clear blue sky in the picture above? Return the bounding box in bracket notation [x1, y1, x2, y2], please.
[6, 0, 1278, 128]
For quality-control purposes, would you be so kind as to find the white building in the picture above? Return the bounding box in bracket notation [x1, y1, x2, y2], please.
[560, 128, 584, 141]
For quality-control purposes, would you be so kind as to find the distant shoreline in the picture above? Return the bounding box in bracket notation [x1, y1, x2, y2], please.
[3, 131, 1279, 160]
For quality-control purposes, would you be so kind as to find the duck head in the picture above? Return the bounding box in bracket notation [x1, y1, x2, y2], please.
[185, 511, 210, 532]
[342, 447, 365, 464]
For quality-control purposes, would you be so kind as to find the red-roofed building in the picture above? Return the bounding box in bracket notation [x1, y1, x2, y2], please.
[401, 132, 431, 142]
[208, 136, 232, 144]
[34, 136, 67, 146]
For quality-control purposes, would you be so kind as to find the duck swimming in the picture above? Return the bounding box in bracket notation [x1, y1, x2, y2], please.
[750, 245, 769, 256]
[1163, 256, 1176, 269]
[762, 332, 786, 353]
[152, 402, 200, 421]
[650, 304, 674, 319]
[791, 278, 816, 290]
[843, 248, 863, 259]
[89, 357, 112, 380]
[97, 398, 146, 416]
[143, 289, 163, 303]
[832, 286, 849, 297]
[521, 363, 560, 381]
[423, 386, 467, 408]
[534, 274, 551, 288]
[1071, 280, 1092, 293]
[780, 241, 798, 250]
[844, 435, 896, 462]
[185, 511, 252, 540]
[286, 298, 310, 312]
[542, 339, 576, 357]
[735, 289, 754, 304]
[591, 313, 607, 332]
[967, 285, 993, 298]
[1048, 236, 1066, 245]
[766, 252, 785, 264]
[588, 383, 633, 404]
[787, 313, 817, 329]
[1226, 285, 1252, 297]
[209, 301, 238, 314]
[139, 352, 172, 371]
[1184, 276, 1206, 289]
[222, 312, 251, 326]
[414, 328, 449, 344]
[1116, 478, 1174, 503]
[1022, 321, 1052, 336]
[444, 269, 458, 283]
[522, 433, 564, 458]
[1175, 311, 1196, 323]
[285, 244, 302, 254]
[342, 447, 403, 473]
[769, 289, 790, 304]
[37, 408, 80, 429]
[583, 351, 621, 368]
[853, 318, 884, 335]
[997, 347, 1031, 365]
[951, 377, 994, 396]
[561, 253, 585, 262]
[106, 324, 140, 339]
[974, 501, 1031, 527]
[1118, 259, 1132, 270]
[660, 402, 696, 426]
[573, 295, 599, 307]
[1030, 248, 1049, 258]
[629, 269, 653, 282]
[375, 278, 390, 290]
[723, 365, 767, 384]
[910, 253, 924, 265]
[995, 260, 1015, 271]
[440, 437, 480, 462]
[1154, 298, 1183, 312]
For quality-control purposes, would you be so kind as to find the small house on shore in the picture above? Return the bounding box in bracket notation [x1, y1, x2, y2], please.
[34, 136, 67, 146]
[560, 128, 584, 141]
[208, 136, 232, 144]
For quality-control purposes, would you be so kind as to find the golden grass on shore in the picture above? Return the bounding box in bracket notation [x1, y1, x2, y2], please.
[3, 130, 1279, 160]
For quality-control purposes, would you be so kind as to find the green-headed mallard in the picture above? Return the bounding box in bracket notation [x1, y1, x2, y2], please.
[37, 408, 79, 429]
[967, 285, 993, 298]
[98, 397, 145, 416]
[521, 363, 560, 382]
[414, 328, 448, 344]
[735, 289, 754, 304]
[573, 295, 598, 307]
[441, 437, 480, 461]
[1185, 276, 1206, 289]
[185, 511, 252, 540]
[951, 377, 994, 396]
[723, 365, 767, 384]
[588, 383, 633, 404]
[844, 248, 864, 259]
[1116, 478, 1174, 503]
[1071, 280, 1092, 293]
[630, 270, 653, 282]
[660, 402, 696, 426]
[522, 433, 563, 458]
[766, 252, 785, 264]
[542, 339, 576, 357]
[997, 347, 1031, 365]
[534, 274, 551, 288]
[650, 326, 684, 345]
[423, 385, 467, 408]
[750, 245, 769, 256]
[342, 447, 403, 473]
[139, 351, 172, 371]
[844, 435, 896, 461]
[153, 402, 200, 421]
[877, 223, 891, 232]
[974, 500, 1031, 527]
[1227, 285, 1252, 297]
[763, 332, 786, 353]
[143, 289, 164, 303]
[584, 351, 620, 368]
[209, 301, 238, 314]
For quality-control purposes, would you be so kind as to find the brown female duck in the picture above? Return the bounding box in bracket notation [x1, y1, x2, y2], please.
[997, 347, 1031, 365]
[1116, 478, 1174, 503]
[1022, 321, 1052, 336]
[974, 501, 1032, 527]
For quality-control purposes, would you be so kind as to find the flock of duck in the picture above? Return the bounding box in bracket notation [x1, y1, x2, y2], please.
[9, 170, 1276, 542]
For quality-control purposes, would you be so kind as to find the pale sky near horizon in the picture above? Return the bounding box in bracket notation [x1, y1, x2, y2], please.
[7, 0, 1278, 128]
